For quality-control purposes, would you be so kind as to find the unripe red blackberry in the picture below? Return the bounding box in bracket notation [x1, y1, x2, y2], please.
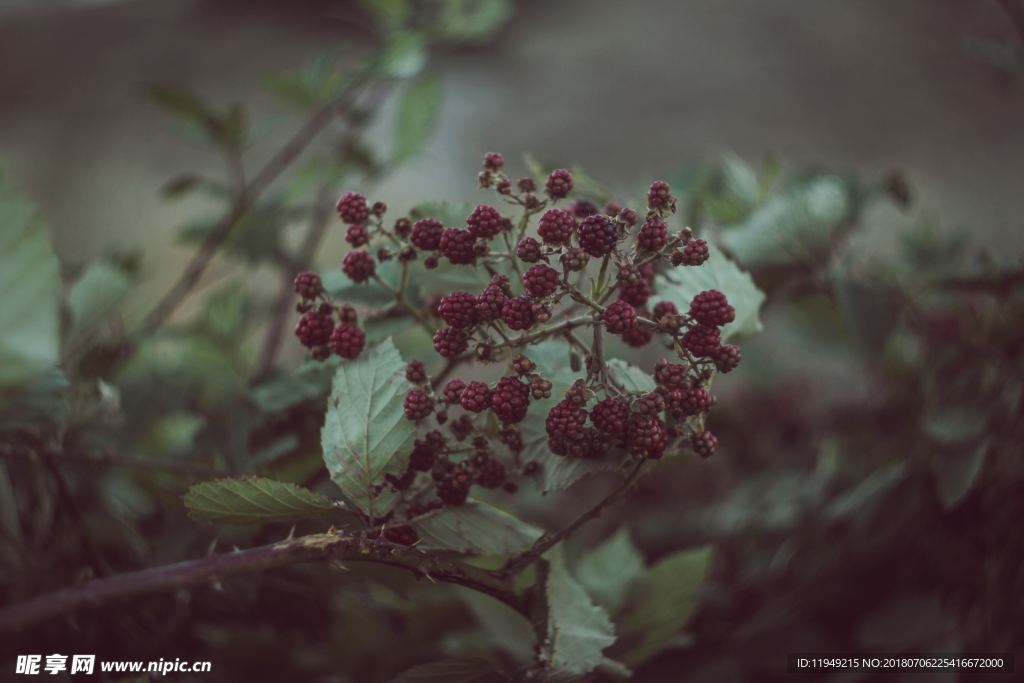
[475, 284, 507, 321]
[439, 228, 476, 265]
[690, 290, 735, 327]
[406, 360, 427, 384]
[329, 323, 365, 359]
[409, 441, 436, 472]
[622, 324, 654, 347]
[517, 177, 537, 193]
[533, 302, 552, 323]
[605, 200, 623, 217]
[537, 208, 576, 245]
[692, 430, 717, 458]
[336, 191, 370, 224]
[652, 301, 679, 322]
[549, 429, 597, 458]
[619, 279, 652, 307]
[479, 170, 493, 188]
[572, 199, 599, 218]
[345, 224, 369, 247]
[411, 218, 444, 251]
[545, 168, 573, 198]
[502, 296, 536, 331]
[591, 396, 630, 435]
[467, 204, 504, 239]
[496, 177, 512, 195]
[530, 376, 553, 400]
[459, 381, 491, 413]
[473, 454, 507, 489]
[681, 324, 721, 357]
[383, 525, 419, 546]
[561, 247, 589, 271]
[338, 304, 358, 324]
[432, 462, 472, 506]
[675, 238, 709, 266]
[491, 376, 531, 423]
[634, 391, 666, 415]
[403, 389, 433, 421]
[617, 207, 639, 227]
[499, 423, 523, 451]
[563, 379, 590, 407]
[424, 255, 439, 269]
[295, 310, 334, 348]
[399, 246, 417, 263]
[638, 218, 668, 251]
[516, 237, 542, 263]
[372, 201, 387, 217]
[511, 353, 535, 375]
[603, 299, 637, 334]
[437, 291, 479, 329]
[293, 271, 323, 299]
[627, 415, 668, 458]
[433, 327, 469, 358]
[647, 180, 674, 212]
[523, 264, 560, 298]
[443, 378, 466, 404]
[483, 151, 504, 171]
[578, 214, 618, 257]
[666, 385, 710, 417]
[654, 359, 688, 389]
[377, 248, 393, 262]
[342, 250, 375, 283]
[713, 344, 742, 373]
[546, 400, 588, 442]
[394, 217, 412, 238]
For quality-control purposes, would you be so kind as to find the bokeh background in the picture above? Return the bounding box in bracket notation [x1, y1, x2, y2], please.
[1, 1, 1023, 681]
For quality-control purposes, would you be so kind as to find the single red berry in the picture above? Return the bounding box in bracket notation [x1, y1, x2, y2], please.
[516, 237, 542, 263]
[483, 152, 504, 171]
[411, 218, 444, 251]
[500, 424, 524, 451]
[439, 228, 476, 265]
[564, 380, 590, 407]
[617, 207, 639, 227]
[545, 168, 573, 198]
[692, 430, 717, 458]
[479, 170, 493, 188]
[394, 217, 412, 238]
[666, 385, 711, 417]
[622, 324, 654, 347]
[510, 354, 535, 375]
[537, 208, 576, 245]
[652, 301, 679, 322]
[372, 201, 387, 217]
[546, 400, 589, 442]
[517, 177, 537, 193]
[342, 250, 375, 283]
[383, 525, 419, 546]
[295, 310, 334, 348]
[475, 284, 508, 322]
[473, 454, 507, 489]
[433, 327, 469, 358]
[654, 359, 689, 389]
[627, 415, 668, 458]
[619, 279, 652, 307]
[634, 391, 666, 415]
[329, 323, 365, 359]
[496, 177, 512, 195]
[293, 271, 323, 299]
[467, 205, 504, 239]
[647, 180, 674, 211]
[572, 199, 599, 218]
[345, 224, 369, 247]
[404, 389, 434, 421]
[438, 291, 479, 329]
[433, 461, 472, 506]
[690, 290, 735, 327]
[338, 304, 358, 324]
[409, 441, 436, 472]
[491, 376, 531, 423]
[561, 247, 589, 272]
[603, 299, 637, 334]
[502, 296, 536, 331]
[459, 381, 491, 413]
[443, 378, 466, 404]
[714, 344, 742, 373]
[676, 238, 709, 266]
[530, 376, 553, 400]
[681, 324, 721, 357]
[406, 360, 427, 384]
[592, 397, 630, 435]
[523, 264, 560, 298]
[578, 214, 618, 257]
[638, 218, 668, 251]
[336, 191, 370, 224]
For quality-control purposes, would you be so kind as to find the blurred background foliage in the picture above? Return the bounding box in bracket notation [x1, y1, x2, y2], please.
[1, 0, 1023, 681]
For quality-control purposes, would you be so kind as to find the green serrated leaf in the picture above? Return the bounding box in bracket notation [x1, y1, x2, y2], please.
[608, 546, 712, 667]
[575, 529, 646, 614]
[321, 338, 415, 517]
[606, 359, 655, 394]
[393, 74, 443, 161]
[0, 170, 60, 390]
[413, 499, 542, 555]
[654, 243, 765, 341]
[184, 477, 335, 524]
[389, 658, 508, 683]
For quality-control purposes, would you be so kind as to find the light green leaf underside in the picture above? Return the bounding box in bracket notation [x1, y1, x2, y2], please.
[184, 477, 334, 524]
[413, 499, 543, 555]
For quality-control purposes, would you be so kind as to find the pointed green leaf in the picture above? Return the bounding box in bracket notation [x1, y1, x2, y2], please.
[321, 339, 415, 517]
[393, 74, 443, 161]
[184, 477, 335, 524]
[413, 499, 543, 555]
[653, 243, 765, 341]
[575, 529, 645, 614]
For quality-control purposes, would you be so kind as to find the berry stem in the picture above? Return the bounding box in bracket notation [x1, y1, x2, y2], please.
[372, 271, 434, 334]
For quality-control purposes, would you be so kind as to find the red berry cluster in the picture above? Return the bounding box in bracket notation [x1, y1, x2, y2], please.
[292, 272, 365, 361]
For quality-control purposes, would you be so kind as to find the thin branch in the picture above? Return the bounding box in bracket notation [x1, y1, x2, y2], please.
[0, 532, 524, 634]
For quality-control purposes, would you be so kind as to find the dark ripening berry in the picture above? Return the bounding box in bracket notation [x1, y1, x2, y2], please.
[523, 264, 560, 298]
[628, 415, 668, 458]
[439, 228, 476, 265]
[433, 327, 469, 358]
[491, 376, 531, 424]
[336, 192, 370, 224]
[692, 430, 717, 458]
[443, 378, 466, 404]
[545, 168, 573, 198]
[537, 208, 576, 245]
[634, 391, 666, 415]
[619, 279, 652, 307]
[295, 311, 334, 348]
[546, 401, 588, 440]
[577, 214, 618, 257]
[293, 271, 323, 299]
[473, 454, 507, 489]
[404, 389, 433, 421]
[572, 199, 599, 218]
[652, 301, 679, 322]
[530, 376, 553, 400]
[682, 324, 721, 357]
[459, 381, 491, 413]
[666, 385, 711, 418]
[647, 180, 673, 211]
[714, 344, 742, 373]
[654, 359, 688, 389]
[550, 429, 596, 458]
[638, 218, 668, 251]
[394, 217, 412, 238]
[329, 324, 365, 359]
[617, 207, 639, 227]
[676, 238, 710, 266]
[438, 291, 479, 329]
[511, 354, 535, 375]
[690, 290, 736, 327]
[591, 397, 630, 435]
[475, 284, 508, 321]
[345, 224, 369, 247]
[383, 525, 419, 546]
[467, 204, 504, 239]
[409, 442, 436, 472]
[516, 237, 542, 263]
[406, 360, 427, 384]
[603, 299, 637, 334]
[496, 177, 512, 195]
[517, 177, 537, 193]
[342, 250, 375, 283]
[561, 247, 589, 271]
[338, 304, 358, 324]
[433, 462, 472, 506]
[483, 151, 504, 171]
[622, 324, 654, 347]
[410, 218, 444, 251]
[502, 296, 536, 331]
